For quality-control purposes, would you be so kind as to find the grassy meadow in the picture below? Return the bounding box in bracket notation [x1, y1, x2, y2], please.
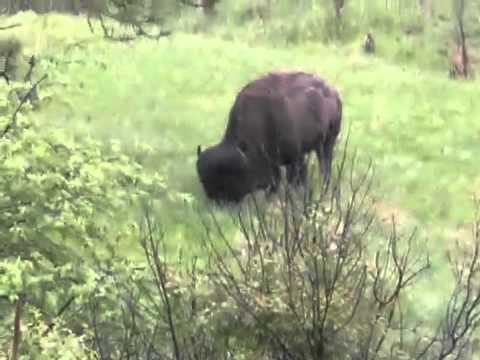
[2, 4, 480, 321]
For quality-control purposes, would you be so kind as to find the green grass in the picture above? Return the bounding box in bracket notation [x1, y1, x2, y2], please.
[3, 10, 480, 320]
[53, 39, 480, 220]
[4, 11, 476, 239]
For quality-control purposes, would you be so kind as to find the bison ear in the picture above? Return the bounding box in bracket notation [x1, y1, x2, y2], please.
[197, 145, 202, 157]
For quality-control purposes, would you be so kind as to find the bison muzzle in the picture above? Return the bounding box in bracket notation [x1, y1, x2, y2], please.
[196, 70, 343, 204]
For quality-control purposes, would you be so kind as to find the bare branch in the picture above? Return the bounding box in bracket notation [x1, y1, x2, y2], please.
[10, 295, 24, 360]
[140, 206, 181, 360]
[42, 296, 76, 337]
[0, 24, 21, 31]
[0, 73, 48, 139]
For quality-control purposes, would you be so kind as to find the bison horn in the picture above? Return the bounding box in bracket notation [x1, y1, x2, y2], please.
[238, 140, 248, 153]
[236, 145, 248, 163]
[197, 145, 202, 157]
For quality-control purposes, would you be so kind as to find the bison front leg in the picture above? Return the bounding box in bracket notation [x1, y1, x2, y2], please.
[286, 158, 307, 187]
[266, 165, 281, 196]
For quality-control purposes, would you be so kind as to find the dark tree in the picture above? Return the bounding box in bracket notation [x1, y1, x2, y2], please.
[201, 0, 219, 16]
[450, 0, 471, 79]
[333, 0, 344, 20]
[363, 32, 376, 54]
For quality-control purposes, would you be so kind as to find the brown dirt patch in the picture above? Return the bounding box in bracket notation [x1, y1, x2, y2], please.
[371, 199, 414, 229]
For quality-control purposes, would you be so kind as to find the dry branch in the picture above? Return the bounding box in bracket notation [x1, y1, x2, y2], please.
[9, 296, 24, 360]
[0, 74, 48, 139]
[0, 24, 21, 31]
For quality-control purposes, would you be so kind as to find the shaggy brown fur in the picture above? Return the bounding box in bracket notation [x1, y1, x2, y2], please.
[196, 70, 343, 203]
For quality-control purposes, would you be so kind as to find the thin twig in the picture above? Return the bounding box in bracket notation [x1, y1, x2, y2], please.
[0, 74, 47, 139]
[0, 23, 21, 31]
[42, 296, 76, 337]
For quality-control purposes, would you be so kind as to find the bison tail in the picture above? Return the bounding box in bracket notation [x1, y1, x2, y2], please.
[337, 96, 343, 122]
[333, 95, 343, 142]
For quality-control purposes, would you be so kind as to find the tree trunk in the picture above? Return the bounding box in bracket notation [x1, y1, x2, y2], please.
[333, 0, 344, 19]
[202, 0, 218, 16]
[19, 0, 31, 11]
[419, 0, 433, 18]
[64, 0, 81, 14]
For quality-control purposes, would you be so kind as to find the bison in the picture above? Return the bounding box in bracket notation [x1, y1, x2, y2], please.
[196, 70, 343, 203]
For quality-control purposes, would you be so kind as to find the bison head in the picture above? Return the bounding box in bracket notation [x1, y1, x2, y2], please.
[196, 143, 253, 203]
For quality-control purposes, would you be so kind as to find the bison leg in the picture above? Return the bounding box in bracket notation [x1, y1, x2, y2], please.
[267, 165, 281, 195]
[315, 143, 333, 188]
[297, 158, 308, 188]
[286, 158, 307, 187]
[315, 139, 335, 190]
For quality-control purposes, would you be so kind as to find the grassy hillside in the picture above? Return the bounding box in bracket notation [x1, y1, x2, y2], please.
[2, 9, 479, 237]
[1, 7, 479, 321]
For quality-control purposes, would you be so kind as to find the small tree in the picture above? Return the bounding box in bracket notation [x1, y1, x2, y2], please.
[85, 0, 172, 41]
[450, 0, 472, 79]
[333, 0, 344, 20]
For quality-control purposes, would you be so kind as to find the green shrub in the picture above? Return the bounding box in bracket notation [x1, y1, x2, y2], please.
[61, 148, 480, 359]
[0, 68, 186, 359]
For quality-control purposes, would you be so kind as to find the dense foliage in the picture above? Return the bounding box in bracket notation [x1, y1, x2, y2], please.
[0, 41, 184, 358]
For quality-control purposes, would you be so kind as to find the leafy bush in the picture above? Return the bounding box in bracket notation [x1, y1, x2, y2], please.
[3, 304, 96, 360]
[81, 0, 175, 41]
[0, 64, 185, 359]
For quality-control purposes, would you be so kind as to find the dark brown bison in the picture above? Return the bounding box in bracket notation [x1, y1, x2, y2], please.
[196, 70, 343, 203]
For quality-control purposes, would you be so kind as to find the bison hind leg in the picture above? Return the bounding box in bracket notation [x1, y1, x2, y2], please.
[315, 138, 336, 192]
